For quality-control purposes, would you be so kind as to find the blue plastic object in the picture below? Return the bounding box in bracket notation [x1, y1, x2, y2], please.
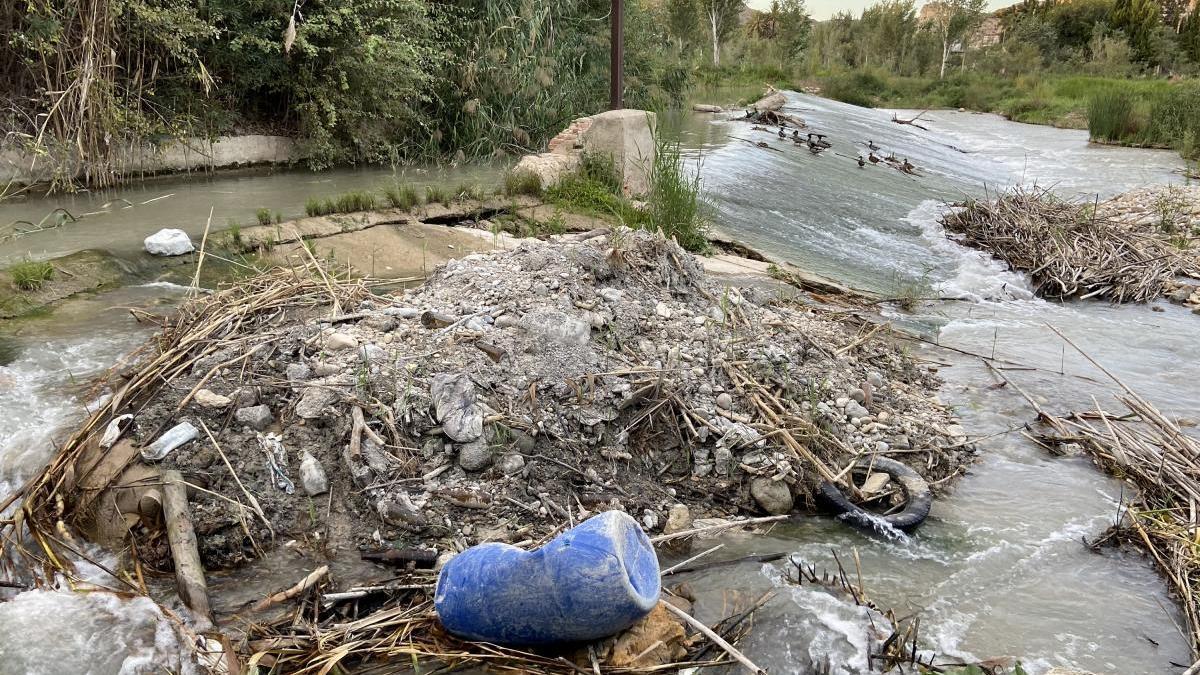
[434, 510, 660, 645]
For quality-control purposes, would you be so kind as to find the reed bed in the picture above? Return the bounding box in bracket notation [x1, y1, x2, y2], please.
[941, 186, 1200, 303]
[997, 328, 1200, 665]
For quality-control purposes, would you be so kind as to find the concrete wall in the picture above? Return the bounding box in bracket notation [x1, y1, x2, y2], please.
[1, 135, 302, 186]
[513, 109, 657, 198]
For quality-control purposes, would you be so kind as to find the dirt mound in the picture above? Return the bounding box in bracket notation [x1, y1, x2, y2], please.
[70, 230, 967, 573]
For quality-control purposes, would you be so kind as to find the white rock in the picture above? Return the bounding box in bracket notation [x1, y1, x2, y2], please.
[325, 332, 357, 351]
[194, 389, 232, 409]
[143, 228, 194, 256]
[655, 302, 673, 319]
[715, 393, 733, 410]
[299, 451, 329, 496]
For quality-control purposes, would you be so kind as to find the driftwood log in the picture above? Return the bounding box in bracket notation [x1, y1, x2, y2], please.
[163, 469, 214, 627]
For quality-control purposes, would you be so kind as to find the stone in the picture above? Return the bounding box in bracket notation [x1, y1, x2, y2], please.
[377, 493, 427, 531]
[431, 372, 484, 442]
[299, 451, 329, 496]
[875, 441, 889, 453]
[511, 152, 581, 192]
[361, 315, 398, 332]
[458, 438, 493, 471]
[692, 104, 724, 113]
[1170, 285, 1195, 303]
[1045, 669, 1100, 675]
[235, 404, 273, 431]
[845, 400, 870, 420]
[497, 453, 526, 475]
[642, 510, 659, 531]
[381, 306, 421, 319]
[194, 389, 231, 409]
[715, 392, 733, 410]
[285, 363, 311, 382]
[663, 504, 693, 535]
[143, 228, 194, 256]
[867, 372, 884, 388]
[750, 477, 794, 515]
[946, 423, 967, 439]
[325, 332, 357, 351]
[520, 309, 590, 346]
[359, 343, 387, 363]
[232, 387, 258, 407]
[295, 386, 339, 419]
[494, 314, 519, 329]
[655, 302, 673, 319]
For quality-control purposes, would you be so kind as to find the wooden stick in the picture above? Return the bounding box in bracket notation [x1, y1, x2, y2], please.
[661, 601, 767, 675]
[249, 565, 329, 612]
[162, 469, 214, 627]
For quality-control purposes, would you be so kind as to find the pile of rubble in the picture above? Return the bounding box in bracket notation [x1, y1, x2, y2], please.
[110, 230, 967, 571]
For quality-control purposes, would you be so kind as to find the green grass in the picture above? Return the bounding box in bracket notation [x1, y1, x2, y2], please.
[305, 190, 379, 217]
[384, 184, 422, 210]
[647, 139, 709, 253]
[424, 185, 450, 206]
[1088, 82, 1200, 159]
[502, 170, 543, 197]
[453, 183, 484, 202]
[9, 259, 54, 291]
[225, 219, 243, 248]
[255, 208, 273, 226]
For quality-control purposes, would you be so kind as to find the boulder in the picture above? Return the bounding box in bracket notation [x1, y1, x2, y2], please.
[581, 109, 657, 198]
[299, 451, 329, 496]
[296, 385, 340, 419]
[458, 438, 494, 471]
[751, 88, 786, 113]
[750, 477, 794, 515]
[692, 104, 724, 113]
[144, 229, 194, 256]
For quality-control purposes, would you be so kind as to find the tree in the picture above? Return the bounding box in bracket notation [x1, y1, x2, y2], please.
[666, 0, 700, 51]
[921, 0, 988, 78]
[775, 0, 811, 59]
[1110, 0, 1162, 61]
[700, 0, 742, 66]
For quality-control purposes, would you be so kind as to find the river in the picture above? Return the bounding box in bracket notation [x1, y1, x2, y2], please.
[0, 94, 1194, 674]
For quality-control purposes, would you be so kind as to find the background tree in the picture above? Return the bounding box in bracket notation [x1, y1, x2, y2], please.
[1110, 0, 1162, 62]
[666, 0, 701, 52]
[775, 0, 812, 60]
[922, 0, 988, 78]
[700, 0, 743, 66]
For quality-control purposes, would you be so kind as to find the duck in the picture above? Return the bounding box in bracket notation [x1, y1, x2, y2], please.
[857, 155, 866, 168]
[778, 127, 787, 138]
[867, 140, 880, 152]
[868, 153, 881, 164]
[807, 139, 825, 155]
[902, 158, 916, 174]
[792, 130, 801, 140]
[814, 134, 832, 149]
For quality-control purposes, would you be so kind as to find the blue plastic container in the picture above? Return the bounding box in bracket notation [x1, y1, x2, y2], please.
[434, 510, 660, 645]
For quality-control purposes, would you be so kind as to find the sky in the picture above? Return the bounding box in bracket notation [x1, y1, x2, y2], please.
[745, 0, 1012, 21]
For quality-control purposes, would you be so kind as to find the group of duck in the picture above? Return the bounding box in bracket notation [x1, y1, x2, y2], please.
[752, 123, 921, 176]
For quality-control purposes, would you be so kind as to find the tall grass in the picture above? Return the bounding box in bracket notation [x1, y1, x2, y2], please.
[9, 259, 54, 291]
[647, 140, 709, 253]
[305, 191, 378, 217]
[384, 184, 422, 210]
[1088, 91, 1141, 140]
[502, 170, 543, 197]
[1088, 83, 1200, 159]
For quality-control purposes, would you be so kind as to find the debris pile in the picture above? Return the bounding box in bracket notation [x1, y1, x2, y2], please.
[942, 185, 1200, 303]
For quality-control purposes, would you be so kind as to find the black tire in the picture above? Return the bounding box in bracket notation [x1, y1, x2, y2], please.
[817, 457, 932, 532]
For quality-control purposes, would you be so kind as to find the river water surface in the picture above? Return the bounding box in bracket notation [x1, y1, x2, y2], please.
[0, 94, 1196, 674]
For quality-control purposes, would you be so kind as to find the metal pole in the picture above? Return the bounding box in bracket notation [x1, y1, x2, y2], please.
[610, 0, 624, 110]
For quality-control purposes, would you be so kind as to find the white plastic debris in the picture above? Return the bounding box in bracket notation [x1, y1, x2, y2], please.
[141, 421, 198, 461]
[99, 414, 134, 450]
[143, 228, 195, 256]
[258, 432, 295, 494]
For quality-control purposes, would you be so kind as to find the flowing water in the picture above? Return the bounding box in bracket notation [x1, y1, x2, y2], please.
[0, 96, 1196, 673]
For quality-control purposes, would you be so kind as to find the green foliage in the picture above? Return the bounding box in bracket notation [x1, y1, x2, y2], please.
[502, 170, 543, 197]
[8, 259, 55, 291]
[305, 190, 378, 217]
[226, 219, 243, 247]
[384, 184, 422, 210]
[425, 185, 450, 207]
[1088, 90, 1141, 139]
[255, 208, 273, 226]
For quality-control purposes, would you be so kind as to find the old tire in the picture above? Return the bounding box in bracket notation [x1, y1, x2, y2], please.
[817, 457, 932, 532]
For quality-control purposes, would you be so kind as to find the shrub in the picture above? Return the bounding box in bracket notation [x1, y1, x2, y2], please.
[305, 191, 378, 217]
[425, 185, 450, 206]
[255, 208, 272, 226]
[9, 259, 54, 291]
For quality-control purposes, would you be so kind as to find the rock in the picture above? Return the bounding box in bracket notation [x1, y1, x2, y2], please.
[655, 302, 673, 319]
[850, 389, 865, 404]
[510, 428, 537, 453]
[310, 362, 341, 377]
[143, 228, 194, 256]
[234, 405, 273, 431]
[845, 400, 870, 420]
[286, 363, 311, 382]
[1045, 669, 1100, 675]
[231, 387, 258, 407]
[361, 315, 398, 332]
[299, 451, 329, 496]
[750, 477, 794, 515]
[713, 446, 733, 476]
[692, 104, 724, 113]
[377, 493, 427, 531]
[511, 152, 582, 192]
[382, 306, 421, 319]
[295, 386, 339, 419]
[606, 598, 687, 668]
[497, 453, 526, 475]
[751, 89, 786, 112]
[867, 372, 884, 388]
[431, 373, 484, 442]
[642, 510, 659, 531]
[599, 287, 624, 303]
[194, 389, 231, 409]
[945, 423, 967, 440]
[325, 332, 357, 351]
[663, 504, 693, 535]
[494, 314, 519, 329]
[359, 343, 387, 363]
[875, 441, 889, 453]
[1170, 285, 1195, 303]
[458, 438, 493, 471]
[715, 392, 733, 410]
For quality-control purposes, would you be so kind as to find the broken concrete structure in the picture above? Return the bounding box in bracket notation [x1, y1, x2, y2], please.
[514, 109, 657, 198]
